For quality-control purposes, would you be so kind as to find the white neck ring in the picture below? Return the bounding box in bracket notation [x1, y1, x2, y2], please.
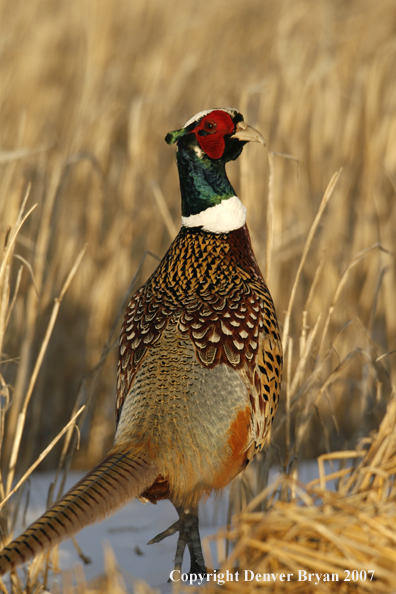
[181, 196, 247, 233]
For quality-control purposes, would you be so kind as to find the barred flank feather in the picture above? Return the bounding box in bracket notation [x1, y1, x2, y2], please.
[0, 448, 158, 575]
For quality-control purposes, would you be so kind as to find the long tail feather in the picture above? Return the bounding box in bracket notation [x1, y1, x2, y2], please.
[0, 447, 158, 575]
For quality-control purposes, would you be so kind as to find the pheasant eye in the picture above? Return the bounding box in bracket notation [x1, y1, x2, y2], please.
[203, 120, 217, 133]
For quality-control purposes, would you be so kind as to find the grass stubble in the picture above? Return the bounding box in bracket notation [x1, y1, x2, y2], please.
[0, 0, 395, 591]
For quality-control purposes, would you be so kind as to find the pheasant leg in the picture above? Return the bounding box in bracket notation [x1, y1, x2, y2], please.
[148, 505, 206, 575]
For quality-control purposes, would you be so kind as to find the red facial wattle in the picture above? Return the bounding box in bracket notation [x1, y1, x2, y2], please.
[193, 110, 235, 159]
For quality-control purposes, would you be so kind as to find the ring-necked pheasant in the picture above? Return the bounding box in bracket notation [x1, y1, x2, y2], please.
[0, 108, 282, 578]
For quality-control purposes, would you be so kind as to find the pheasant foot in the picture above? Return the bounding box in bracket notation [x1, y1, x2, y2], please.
[148, 505, 206, 576]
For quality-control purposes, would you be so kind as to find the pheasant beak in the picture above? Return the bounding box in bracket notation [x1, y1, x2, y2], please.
[232, 121, 266, 146]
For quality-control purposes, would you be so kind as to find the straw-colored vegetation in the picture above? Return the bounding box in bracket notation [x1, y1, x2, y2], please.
[0, 0, 395, 592]
[200, 393, 396, 593]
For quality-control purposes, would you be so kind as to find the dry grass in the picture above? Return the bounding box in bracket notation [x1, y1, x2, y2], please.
[199, 392, 396, 593]
[0, 0, 395, 591]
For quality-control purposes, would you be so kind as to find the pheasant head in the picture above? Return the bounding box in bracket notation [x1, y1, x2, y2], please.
[166, 108, 265, 232]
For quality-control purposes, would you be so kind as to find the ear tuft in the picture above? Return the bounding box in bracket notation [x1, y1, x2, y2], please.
[165, 128, 188, 145]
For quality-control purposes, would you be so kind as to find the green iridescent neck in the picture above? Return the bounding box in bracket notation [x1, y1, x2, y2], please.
[176, 146, 236, 217]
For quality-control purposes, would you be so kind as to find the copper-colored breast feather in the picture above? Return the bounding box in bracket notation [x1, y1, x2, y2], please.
[116, 225, 282, 444]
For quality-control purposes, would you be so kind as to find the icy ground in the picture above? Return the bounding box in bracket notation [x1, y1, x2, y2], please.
[4, 461, 327, 593]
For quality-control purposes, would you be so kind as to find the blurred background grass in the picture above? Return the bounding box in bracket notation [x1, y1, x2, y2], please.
[0, 0, 395, 484]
